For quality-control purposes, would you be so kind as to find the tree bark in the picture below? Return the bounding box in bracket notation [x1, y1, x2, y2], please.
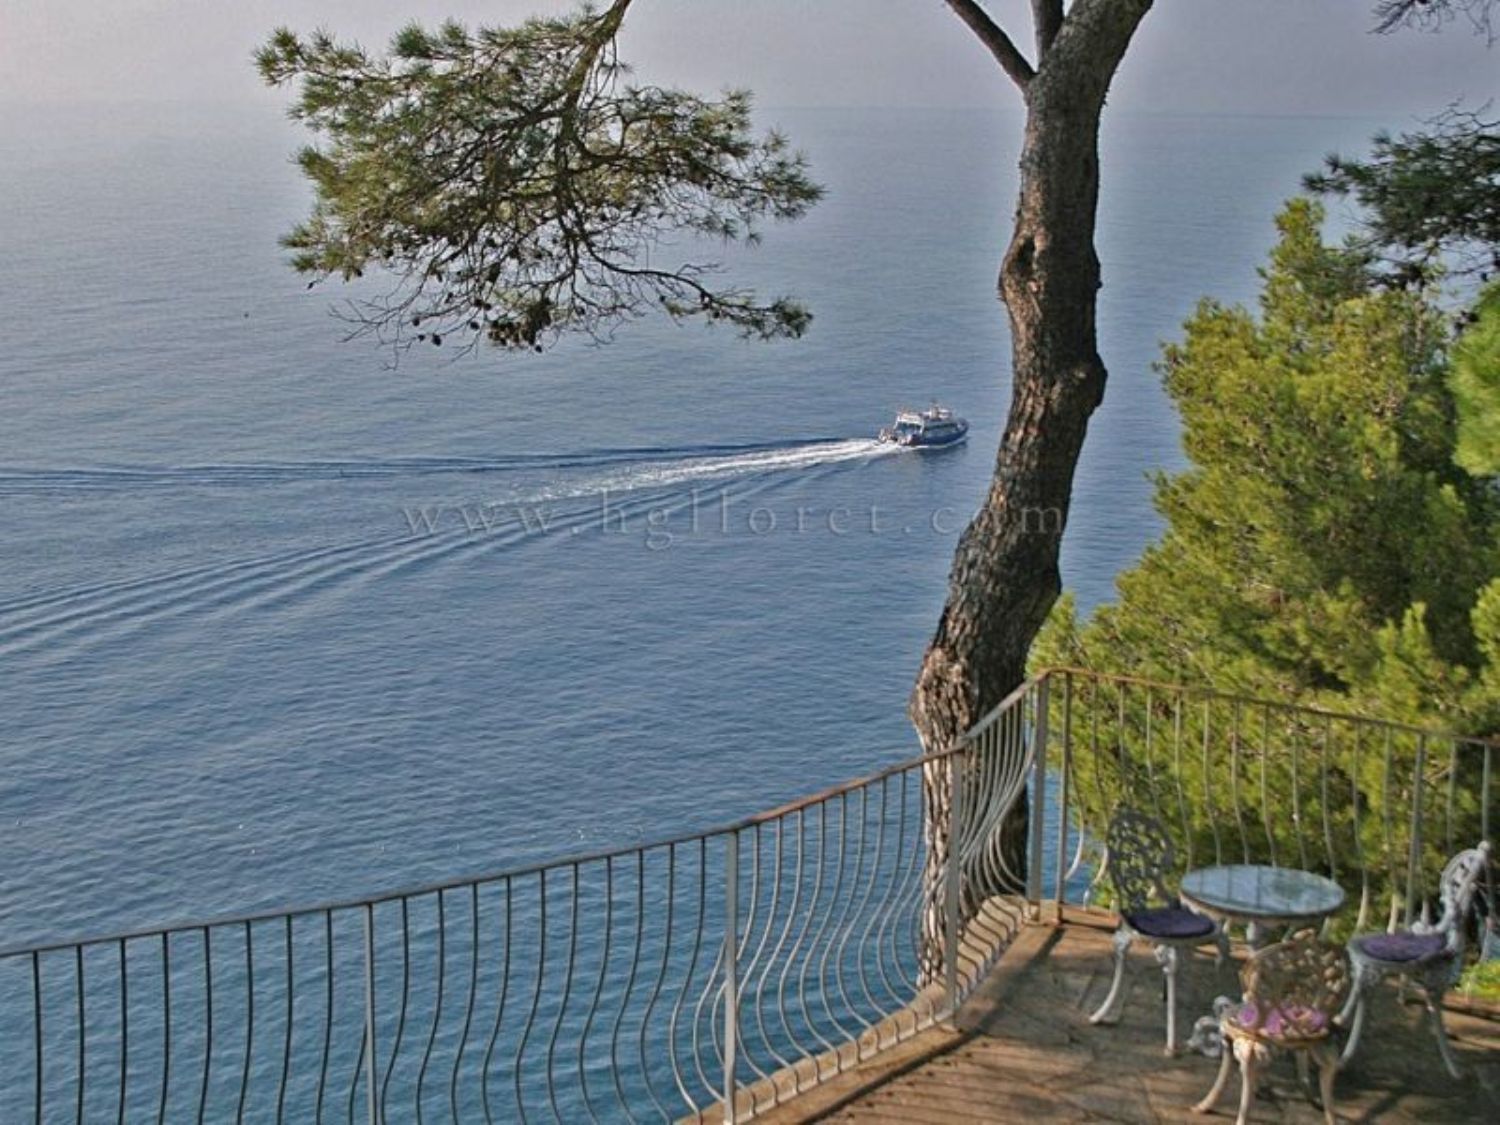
[916, 0, 1153, 983]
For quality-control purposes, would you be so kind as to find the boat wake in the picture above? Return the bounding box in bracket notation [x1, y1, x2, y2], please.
[0, 437, 879, 495]
[0, 437, 897, 659]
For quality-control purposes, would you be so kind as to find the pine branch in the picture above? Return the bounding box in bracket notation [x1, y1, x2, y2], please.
[1032, 0, 1065, 58]
[257, 6, 822, 358]
[943, 0, 1036, 89]
[1374, 0, 1496, 39]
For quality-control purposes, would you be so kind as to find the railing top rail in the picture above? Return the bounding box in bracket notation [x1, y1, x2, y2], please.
[1036, 666, 1500, 752]
[0, 736, 982, 961]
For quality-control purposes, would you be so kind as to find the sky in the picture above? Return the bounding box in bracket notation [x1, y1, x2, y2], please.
[0, 0, 1495, 119]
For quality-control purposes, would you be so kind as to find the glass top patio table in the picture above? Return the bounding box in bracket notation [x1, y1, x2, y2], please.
[1179, 864, 1345, 926]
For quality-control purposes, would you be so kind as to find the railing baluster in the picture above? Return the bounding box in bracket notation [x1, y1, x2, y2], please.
[1446, 740, 1459, 857]
[1143, 684, 1165, 832]
[1260, 705, 1277, 866]
[1406, 735, 1428, 927]
[544, 868, 580, 1124]
[791, 803, 833, 1060]
[1383, 728, 1399, 928]
[712, 826, 755, 1084]
[347, 1023, 366, 1125]
[1115, 681, 1128, 774]
[771, 811, 812, 1088]
[452, 884, 481, 1123]
[380, 899, 409, 1118]
[1171, 693, 1191, 870]
[828, 788, 877, 1057]
[1231, 701, 1250, 863]
[943, 750, 963, 1017]
[76, 945, 86, 1125]
[199, 928, 212, 1125]
[479, 879, 513, 1125]
[416, 892, 447, 1124]
[850, 783, 890, 1037]
[1291, 706, 1310, 871]
[814, 795, 856, 1049]
[890, 773, 927, 997]
[638, 847, 674, 1121]
[118, 940, 128, 1125]
[667, 839, 706, 1115]
[1321, 716, 1338, 880]
[1088, 678, 1107, 834]
[1485, 745, 1497, 948]
[1027, 676, 1050, 912]
[606, 853, 642, 1122]
[316, 912, 333, 1125]
[277, 917, 292, 1125]
[822, 798, 870, 1056]
[1350, 727, 1371, 931]
[739, 823, 778, 1096]
[579, 858, 615, 1122]
[1053, 673, 1074, 912]
[513, 872, 546, 1124]
[362, 902, 378, 1125]
[1196, 698, 1218, 865]
[160, 932, 173, 1125]
[238, 920, 254, 1122]
[1484, 744, 1494, 845]
[32, 949, 43, 1124]
[721, 831, 740, 1125]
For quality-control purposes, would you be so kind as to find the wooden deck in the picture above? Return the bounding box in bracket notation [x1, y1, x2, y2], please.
[754, 914, 1500, 1124]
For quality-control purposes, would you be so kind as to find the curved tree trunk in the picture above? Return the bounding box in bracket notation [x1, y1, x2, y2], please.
[916, 0, 1153, 983]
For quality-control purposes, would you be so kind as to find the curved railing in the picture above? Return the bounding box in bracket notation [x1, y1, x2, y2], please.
[0, 681, 1043, 1124]
[7, 668, 1488, 1123]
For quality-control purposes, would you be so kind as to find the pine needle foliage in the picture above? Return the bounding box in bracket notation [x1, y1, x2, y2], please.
[1035, 201, 1500, 900]
[1307, 108, 1500, 287]
[1452, 285, 1500, 474]
[1039, 200, 1500, 731]
[257, 1, 822, 357]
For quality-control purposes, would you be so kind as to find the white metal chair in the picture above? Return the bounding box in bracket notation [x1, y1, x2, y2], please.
[1338, 840, 1491, 1077]
[1088, 808, 1229, 1054]
[1193, 929, 1348, 1125]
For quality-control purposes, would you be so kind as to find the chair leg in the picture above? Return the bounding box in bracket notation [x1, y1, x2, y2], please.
[1193, 1043, 1234, 1115]
[1338, 992, 1368, 1068]
[1155, 943, 1180, 1054]
[1314, 1042, 1339, 1125]
[1234, 1039, 1261, 1125]
[1089, 927, 1132, 1025]
[1419, 975, 1463, 1079]
[1214, 927, 1231, 967]
[1336, 965, 1364, 1026]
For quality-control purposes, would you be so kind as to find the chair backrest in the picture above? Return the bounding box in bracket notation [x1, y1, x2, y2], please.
[1103, 808, 1175, 912]
[1425, 840, 1493, 954]
[1239, 929, 1349, 1039]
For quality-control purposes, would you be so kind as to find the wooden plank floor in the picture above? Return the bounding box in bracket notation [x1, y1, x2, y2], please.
[764, 916, 1499, 1124]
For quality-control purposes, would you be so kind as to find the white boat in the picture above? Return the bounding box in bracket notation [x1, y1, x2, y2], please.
[877, 404, 969, 448]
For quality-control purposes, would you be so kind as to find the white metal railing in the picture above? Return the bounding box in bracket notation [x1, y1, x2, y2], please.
[0, 682, 1042, 1124]
[3, 668, 1491, 1123]
[1034, 669, 1497, 935]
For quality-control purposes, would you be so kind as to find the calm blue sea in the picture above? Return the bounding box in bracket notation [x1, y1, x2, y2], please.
[0, 103, 1386, 949]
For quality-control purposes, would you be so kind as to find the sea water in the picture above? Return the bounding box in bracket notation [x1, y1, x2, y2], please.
[0, 103, 1388, 949]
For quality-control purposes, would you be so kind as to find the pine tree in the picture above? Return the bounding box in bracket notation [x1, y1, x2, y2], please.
[1040, 200, 1499, 728]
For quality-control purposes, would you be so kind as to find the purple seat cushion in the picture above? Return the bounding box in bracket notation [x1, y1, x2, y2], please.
[1232, 1001, 1330, 1040]
[1354, 931, 1448, 963]
[1123, 906, 1216, 940]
